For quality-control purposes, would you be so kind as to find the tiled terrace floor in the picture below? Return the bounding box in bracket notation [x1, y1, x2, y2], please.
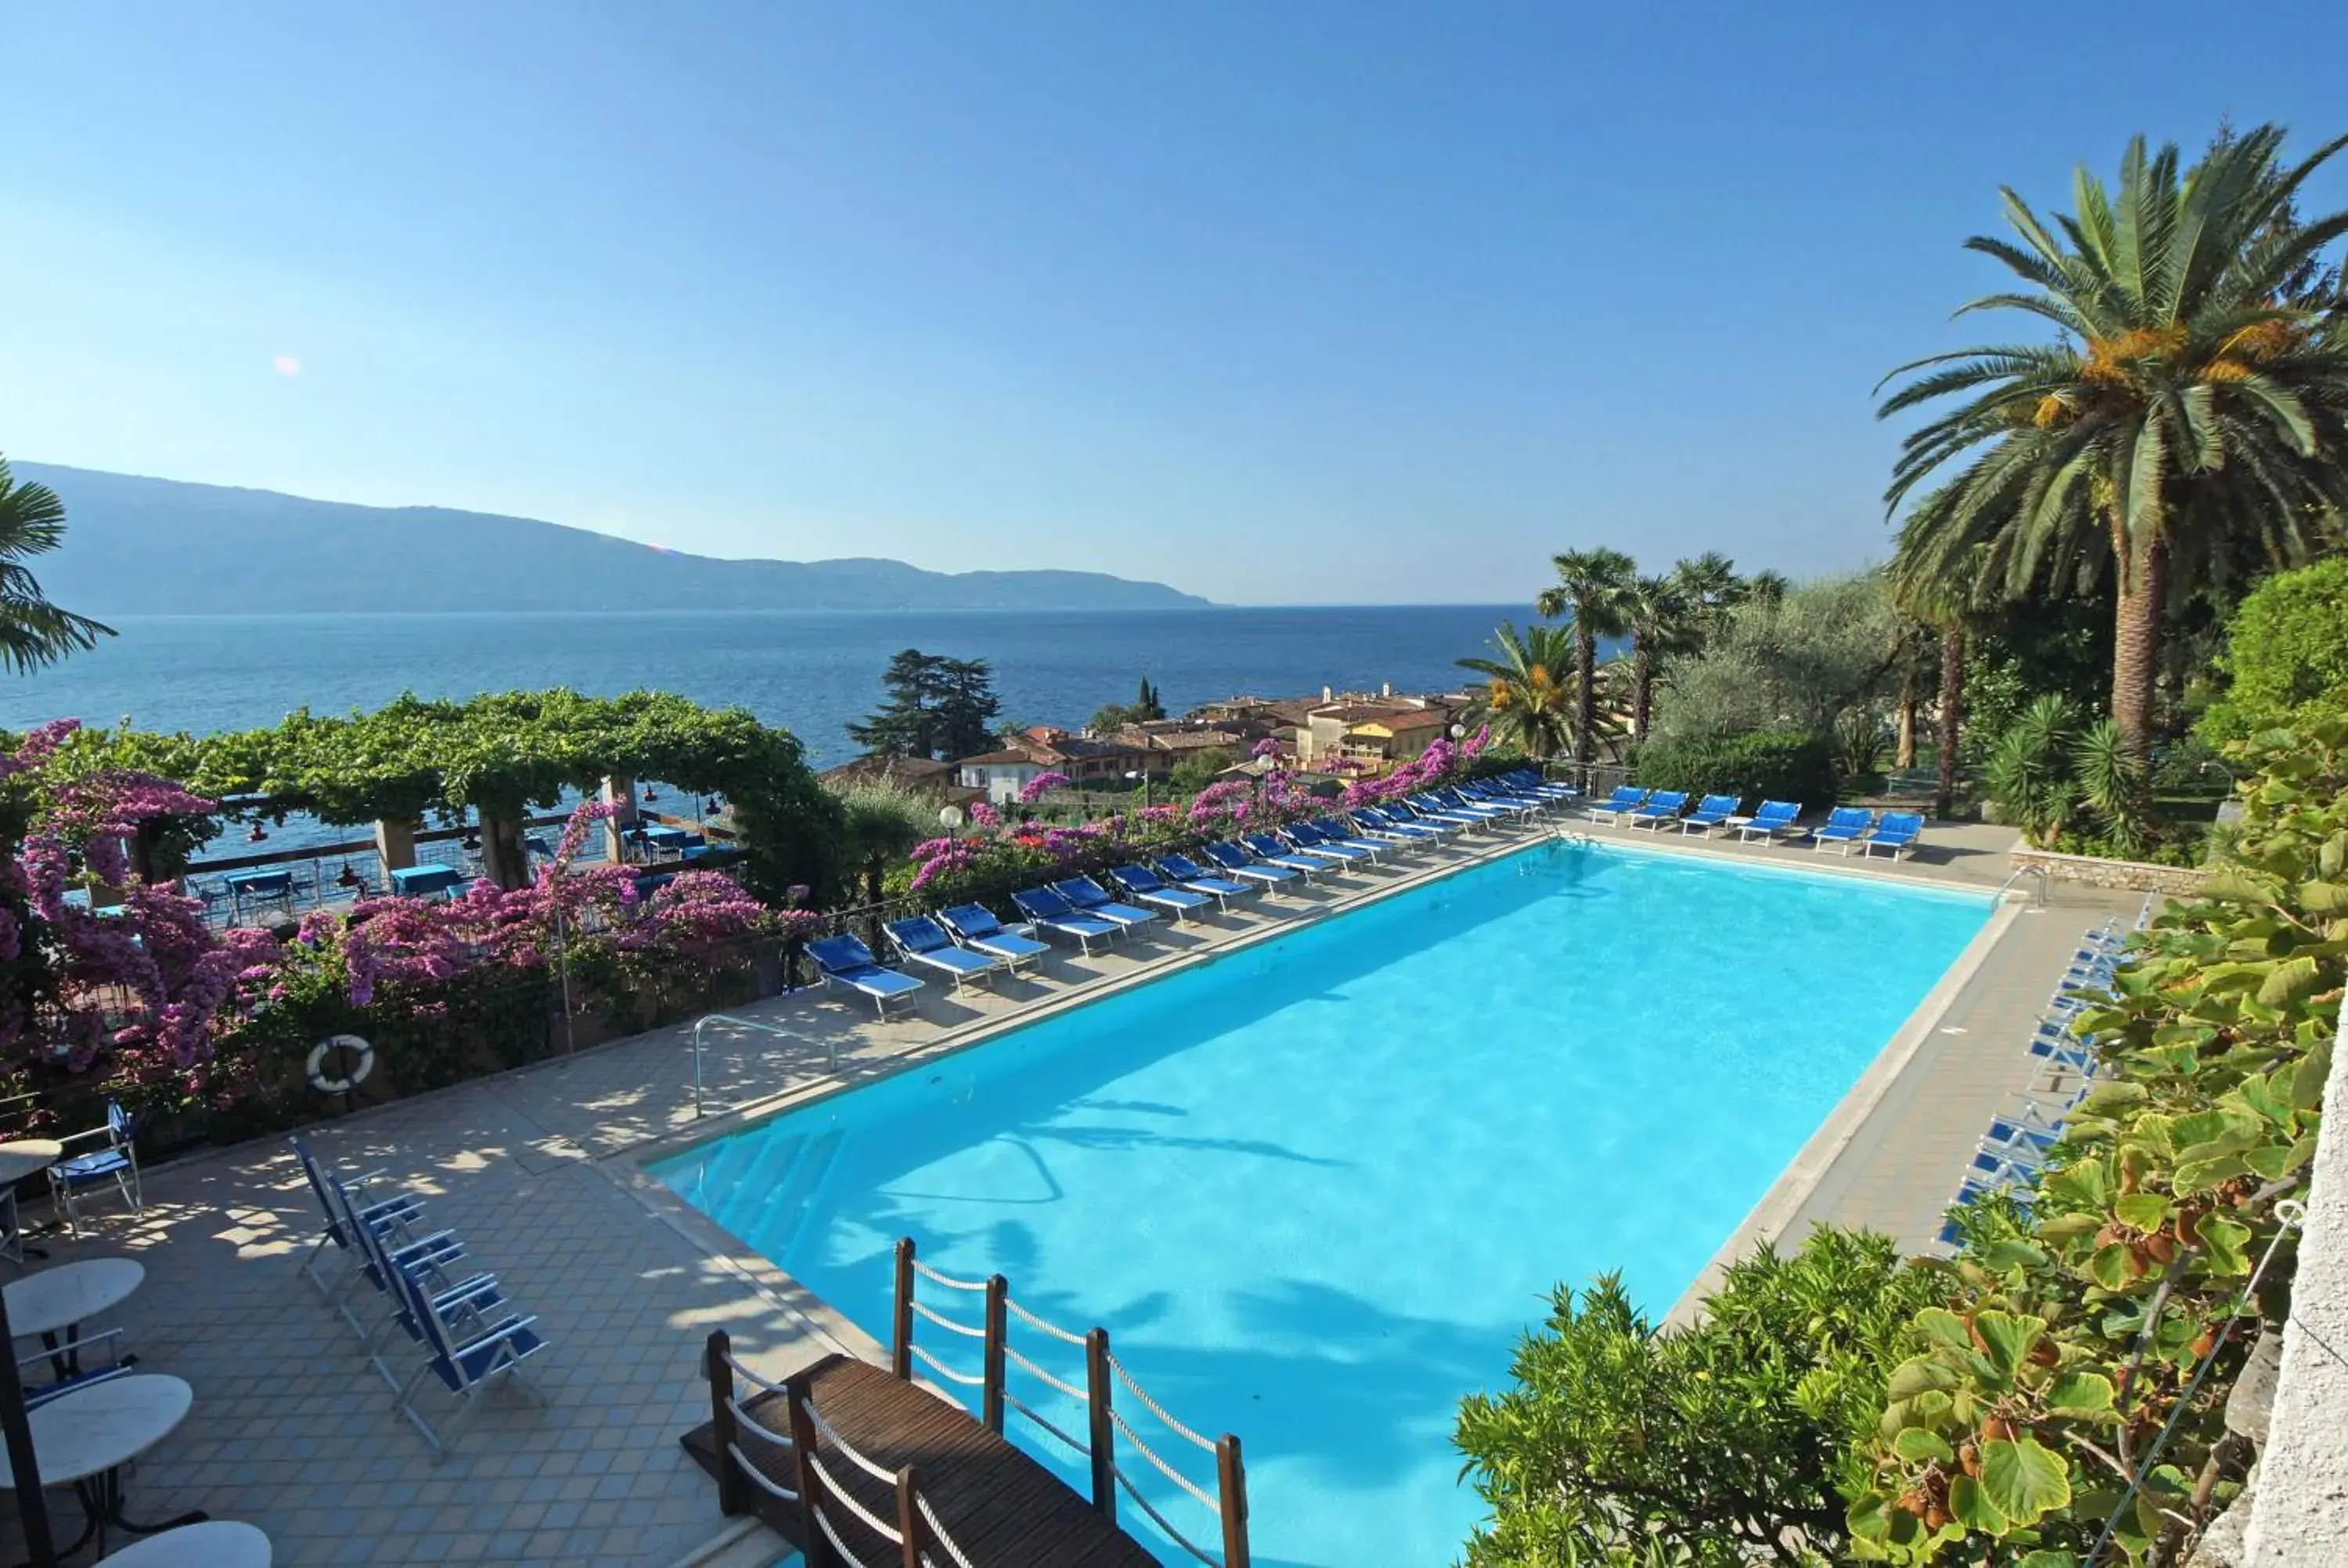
[0, 811, 2145, 1565]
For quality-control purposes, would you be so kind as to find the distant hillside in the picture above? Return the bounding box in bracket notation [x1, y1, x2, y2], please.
[14, 464, 1213, 614]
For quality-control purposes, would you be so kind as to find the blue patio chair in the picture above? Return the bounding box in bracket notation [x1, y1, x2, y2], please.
[1676, 795, 1743, 834]
[1446, 783, 1533, 818]
[1107, 865, 1214, 922]
[1584, 786, 1650, 825]
[1500, 768, 1578, 801]
[1415, 791, 1505, 823]
[884, 915, 1004, 992]
[1009, 886, 1123, 955]
[390, 1252, 548, 1460]
[1734, 800, 1804, 842]
[1197, 840, 1300, 886]
[805, 933, 927, 1016]
[1856, 811, 1925, 858]
[1050, 876, 1160, 933]
[1153, 854, 1254, 908]
[289, 1133, 427, 1296]
[935, 904, 1051, 970]
[1626, 790, 1691, 830]
[48, 1101, 141, 1236]
[1807, 806, 1875, 853]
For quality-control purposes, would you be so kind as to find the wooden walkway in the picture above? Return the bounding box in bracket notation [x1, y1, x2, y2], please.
[681, 1353, 1162, 1566]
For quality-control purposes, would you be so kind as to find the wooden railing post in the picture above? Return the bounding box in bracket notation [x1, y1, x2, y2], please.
[1217, 1433, 1251, 1568]
[1086, 1326, 1116, 1521]
[786, 1377, 833, 1568]
[705, 1330, 747, 1517]
[895, 1464, 927, 1568]
[981, 1274, 1007, 1433]
[891, 1237, 915, 1381]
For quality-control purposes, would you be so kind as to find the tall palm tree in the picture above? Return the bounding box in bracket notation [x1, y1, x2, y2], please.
[1457, 621, 1586, 760]
[0, 455, 113, 674]
[1667, 551, 1749, 633]
[1619, 573, 1702, 743]
[1889, 530, 1986, 820]
[832, 782, 934, 905]
[1535, 547, 1637, 766]
[1878, 127, 2348, 768]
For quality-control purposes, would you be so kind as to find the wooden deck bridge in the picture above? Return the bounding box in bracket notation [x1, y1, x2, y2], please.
[681, 1239, 1249, 1567]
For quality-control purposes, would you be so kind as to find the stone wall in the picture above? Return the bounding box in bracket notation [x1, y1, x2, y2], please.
[2238, 997, 2348, 1566]
[2007, 847, 2207, 896]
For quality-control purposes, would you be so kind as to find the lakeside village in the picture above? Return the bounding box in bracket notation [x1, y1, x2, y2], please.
[823, 682, 1479, 811]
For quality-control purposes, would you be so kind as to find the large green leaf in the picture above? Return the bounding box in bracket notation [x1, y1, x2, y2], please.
[1972, 1311, 2044, 1383]
[2044, 1370, 2116, 1415]
[2114, 1193, 2173, 1232]
[2257, 955, 2321, 1005]
[1895, 1427, 1956, 1463]
[1949, 1473, 2010, 1535]
[1914, 1307, 1973, 1353]
[2196, 1215, 2253, 1275]
[1980, 1436, 2072, 1524]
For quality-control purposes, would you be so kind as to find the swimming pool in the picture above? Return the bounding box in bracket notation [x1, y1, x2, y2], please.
[654, 840, 1991, 1565]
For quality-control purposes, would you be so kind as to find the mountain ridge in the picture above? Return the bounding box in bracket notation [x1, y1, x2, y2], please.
[12, 462, 1214, 614]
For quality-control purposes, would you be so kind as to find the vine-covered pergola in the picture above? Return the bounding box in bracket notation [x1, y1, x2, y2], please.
[46, 689, 839, 897]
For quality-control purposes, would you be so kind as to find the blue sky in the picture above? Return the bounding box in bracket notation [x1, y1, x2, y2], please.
[5, 3, 2346, 605]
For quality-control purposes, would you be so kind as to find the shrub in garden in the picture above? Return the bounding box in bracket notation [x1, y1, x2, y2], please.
[1632, 729, 1838, 807]
[2196, 556, 2348, 746]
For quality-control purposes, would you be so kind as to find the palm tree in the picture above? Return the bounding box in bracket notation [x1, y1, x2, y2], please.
[1878, 127, 2348, 768]
[1888, 537, 1980, 819]
[1457, 622, 1586, 759]
[1619, 574, 1703, 743]
[0, 455, 113, 674]
[1742, 570, 1791, 610]
[832, 782, 935, 905]
[1535, 547, 1637, 766]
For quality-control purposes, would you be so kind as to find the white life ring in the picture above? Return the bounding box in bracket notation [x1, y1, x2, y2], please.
[307, 1034, 376, 1094]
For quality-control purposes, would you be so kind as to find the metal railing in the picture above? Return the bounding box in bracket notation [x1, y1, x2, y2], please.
[890, 1236, 1249, 1567]
[1997, 862, 2052, 908]
[690, 1012, 837, 1118]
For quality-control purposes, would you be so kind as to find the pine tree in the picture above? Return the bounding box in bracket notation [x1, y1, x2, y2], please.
[846, 649, 949, 757]
[933, 658, 1003, 759]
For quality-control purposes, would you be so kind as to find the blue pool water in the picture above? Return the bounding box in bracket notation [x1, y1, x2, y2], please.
[654, 843, 1990, 1566]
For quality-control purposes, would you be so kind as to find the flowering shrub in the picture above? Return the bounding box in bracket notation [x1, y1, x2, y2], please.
[967, 799, 999, 829]
[1017, 771, 1073, 804]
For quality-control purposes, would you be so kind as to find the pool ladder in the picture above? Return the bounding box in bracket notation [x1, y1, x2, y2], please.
[690, 1012, 837, 1117]
[1997, 864, 2051, 909]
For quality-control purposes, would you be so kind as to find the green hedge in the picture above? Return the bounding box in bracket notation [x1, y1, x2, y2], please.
[1631, 731, 1837, 808]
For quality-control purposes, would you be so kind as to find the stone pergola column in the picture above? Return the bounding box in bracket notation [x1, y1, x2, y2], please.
[373, 818, 418, 883]
[600, 777, 641, 861]
[477, 810, 531, 890]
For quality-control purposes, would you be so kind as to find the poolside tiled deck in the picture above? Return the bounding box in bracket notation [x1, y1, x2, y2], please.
[0, 811, 2152, 1564]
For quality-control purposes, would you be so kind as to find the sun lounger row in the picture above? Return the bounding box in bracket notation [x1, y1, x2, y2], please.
[290, 1135, 547, 1458]
[1581, 789, 1926, 858]
[1937, 912, 2140, 1245]
[798, 785, 1585, 1013]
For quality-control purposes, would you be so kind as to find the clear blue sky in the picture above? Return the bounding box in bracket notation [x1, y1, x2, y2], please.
[5, 3, 2346, 606]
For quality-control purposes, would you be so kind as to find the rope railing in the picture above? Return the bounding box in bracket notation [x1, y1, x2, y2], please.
[889, 1235, 1251, 1567]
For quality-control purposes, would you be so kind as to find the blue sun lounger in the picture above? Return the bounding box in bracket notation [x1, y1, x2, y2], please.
[1733, 800, 1803, 842]
[884, 915, 1005, 992]
[1200, 840, 1302, 886]
[1856, 811, 1925, 858]
[1154, 854, 1254, 906]
[1107, 864, 1213, 922]
[1676, 794, 1742, 834]
[1274, 825, 1372, 867]
[1342, 805, 1425, 843]
[1237, 834, 1330, 877]
[1585, 786, 1650, 824]
[1627, 790, 1690, 829]
[1809, 805, 1876, 853]
[1500, 768, 1577, 801]
[1012, 886, 1127, 954]
[805, 933, 926, 1016]
[936, 904, 1050, 970]
[1307, 818, 1391, 858]
[1052, 876, 1160, 933]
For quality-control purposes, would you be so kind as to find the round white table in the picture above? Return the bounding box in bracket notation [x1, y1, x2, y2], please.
[0, 1139, 63, 1185]
[0, 1373, 203, 1556]
[0, 1138, 62, 1264]
[5, 1257, 146, 1381]
[96, 1519, 272, 1566]
[5, 1257, 144, 1340]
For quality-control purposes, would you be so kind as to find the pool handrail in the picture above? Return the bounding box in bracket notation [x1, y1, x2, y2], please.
[689, 1012, 837, 1119]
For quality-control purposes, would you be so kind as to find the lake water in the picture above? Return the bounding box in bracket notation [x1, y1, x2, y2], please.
[3, 606, 1529, 771]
